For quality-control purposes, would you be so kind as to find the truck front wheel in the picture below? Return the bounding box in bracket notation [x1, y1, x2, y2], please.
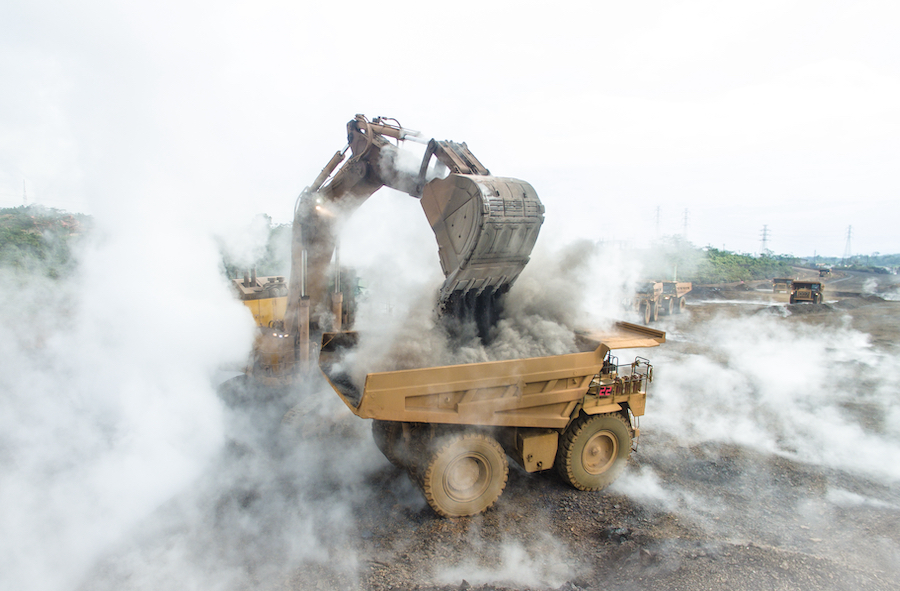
[677, 297, 686, 314]
[642, 303, 651, 324]
[420, 432, 509, 518]
[557, 413, 632, 491]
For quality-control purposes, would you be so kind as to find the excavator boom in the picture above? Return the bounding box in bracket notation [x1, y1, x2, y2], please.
[256, 115, 544, 382]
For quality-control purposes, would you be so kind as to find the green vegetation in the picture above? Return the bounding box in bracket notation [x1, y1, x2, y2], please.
[0, 205, 90, 278]
[641, 236, 799, 285]
[695, 248, 798, 284]
[810, 253, 900, 268]
[807, 254, 898, 275]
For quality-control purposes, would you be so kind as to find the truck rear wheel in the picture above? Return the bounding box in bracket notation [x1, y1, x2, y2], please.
[372, 420, 402, 467]
[557, 413, 632, 491]
[676, 296, 686, 314]
[420, 432, 508, 518]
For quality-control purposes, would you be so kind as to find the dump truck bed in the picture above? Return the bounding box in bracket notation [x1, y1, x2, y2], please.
[319, 322, 664, 430]
[662, 281, 692, 297]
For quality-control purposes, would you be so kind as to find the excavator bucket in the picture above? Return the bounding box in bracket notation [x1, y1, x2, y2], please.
[420, 173, 544, 303]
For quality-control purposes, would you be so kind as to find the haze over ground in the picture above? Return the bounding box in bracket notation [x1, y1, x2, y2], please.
[2, 0, 899, 256]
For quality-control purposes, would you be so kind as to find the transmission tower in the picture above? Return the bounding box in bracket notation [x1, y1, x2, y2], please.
[682, 209, 689, 239]
[760, 225, 770, 254]
[842, 226, 852, 264]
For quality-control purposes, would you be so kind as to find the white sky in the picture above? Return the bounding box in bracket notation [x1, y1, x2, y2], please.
[2, 0, 899, 257]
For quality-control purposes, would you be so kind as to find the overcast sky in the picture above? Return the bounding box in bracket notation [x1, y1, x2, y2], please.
[2, 0, 898, 257]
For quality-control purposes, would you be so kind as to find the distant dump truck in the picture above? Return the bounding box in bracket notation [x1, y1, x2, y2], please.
[660, 281, 691, 315]
[790, 281, 824, 304]
[319, 322, 665, 517]
[773, 278, 792, 293]
[819, 268, 832, 277]
[633, 281, 691, 323]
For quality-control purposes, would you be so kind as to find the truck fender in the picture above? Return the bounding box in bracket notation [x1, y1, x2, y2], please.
[582, 402, 622, 415]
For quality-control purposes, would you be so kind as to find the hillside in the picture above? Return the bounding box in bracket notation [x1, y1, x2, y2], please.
[0, 205, 90, 277]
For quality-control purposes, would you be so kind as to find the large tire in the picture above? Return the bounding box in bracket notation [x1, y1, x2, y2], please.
[665, 298, 674, 315]
[557, 413, 632, 491]
[676, 296, 686, 314]
[651, 301, 659, 322]
[372, 420, 402, 467]
[642, 302, 651, 324]
[420, 432, 508, 518]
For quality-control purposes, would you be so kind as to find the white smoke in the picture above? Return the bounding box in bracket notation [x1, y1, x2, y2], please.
[216, 213, 277, 271]
[0, 204, 256, 591]
[648, 311, 900, 482]
[435, 535, 574, 589]
[339, 230, 645, 383]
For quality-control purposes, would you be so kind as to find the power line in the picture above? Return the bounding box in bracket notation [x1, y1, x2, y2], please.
[842, 225, 852, 263]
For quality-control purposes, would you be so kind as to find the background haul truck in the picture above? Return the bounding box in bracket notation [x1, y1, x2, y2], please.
[230, 115, 665, 517]
[632, 281, 691, 323]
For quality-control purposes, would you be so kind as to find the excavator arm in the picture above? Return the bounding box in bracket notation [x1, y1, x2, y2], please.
[275, 114, 543, 378]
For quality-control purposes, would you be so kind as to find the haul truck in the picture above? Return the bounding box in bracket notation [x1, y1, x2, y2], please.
[632, 281, 691, 323]
[318, 322, 665, 517]
[661, 281, 691, 315]
[772, 278, 792, 293]
[790, 280, 824, 304]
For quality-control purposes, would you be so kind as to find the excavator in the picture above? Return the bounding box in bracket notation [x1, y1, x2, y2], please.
[234, 114, 545, 385]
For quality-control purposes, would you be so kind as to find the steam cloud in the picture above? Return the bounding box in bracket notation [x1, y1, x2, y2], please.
[0, 206, 254, 591]
[649, 312, 900, 481]
[5, 177, 899, 590]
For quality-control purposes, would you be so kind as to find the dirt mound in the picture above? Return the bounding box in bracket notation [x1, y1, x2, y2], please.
[690, 286, 727, 299]
[786, 303, 833, 315]
[832, 295, 886, 310]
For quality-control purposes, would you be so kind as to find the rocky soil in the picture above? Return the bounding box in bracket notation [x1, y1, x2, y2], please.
[80, 270, 900, 591]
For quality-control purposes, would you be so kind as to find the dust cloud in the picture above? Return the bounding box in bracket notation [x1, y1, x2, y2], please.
[342, 222, 644, 384]
[8, 177, 899, 591]
[649, 313, 899, 481]
[607, 300, 900, 579]
[435, 534, 572, 589]
[0, 203, 254, 591]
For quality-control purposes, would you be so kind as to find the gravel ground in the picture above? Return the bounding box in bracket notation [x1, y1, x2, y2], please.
[79, 270, 900, 591]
